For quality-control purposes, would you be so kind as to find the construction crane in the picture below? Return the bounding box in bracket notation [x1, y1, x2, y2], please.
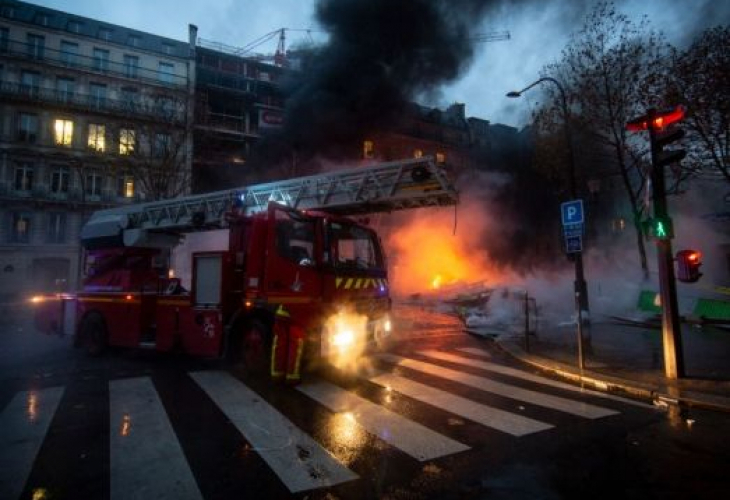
[81, 156, 458, 246]
[471, 31, 511, 43]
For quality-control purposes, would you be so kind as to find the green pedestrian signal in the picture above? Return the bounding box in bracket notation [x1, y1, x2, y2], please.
[646, 216, 674, 240]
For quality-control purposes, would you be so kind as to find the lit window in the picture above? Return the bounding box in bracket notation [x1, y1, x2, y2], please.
[413, 149, 423, 159]
[118, 175, 134, 198]
[119, 129, 136, 155]
[11, 213, 32, 243]
[436, 152, 446, 164]
[363, 140, 374, 159]
[88, 124, 105, 152]
[54, 119, 73, 147]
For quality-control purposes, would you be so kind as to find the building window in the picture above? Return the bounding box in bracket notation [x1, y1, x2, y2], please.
[119, 128, 135, 155]
[56, 77, 75, 102]
[118, 173, 134, 198]
[93, 48, 110, 72]
[158, 62, 175, 84]
[0, 27, 8, 53]
[98, 28, 112, 41]
[20, 71, 40, 97]
[162, 43, 174, 55]
[60, 41, 79, 66]
[413, 149, 423, 159]
[127, 35, 140, 47]
[436, 152, 446, 164]
[34, 13, 50, 26]
[154, 132, 170, 157]
[50, 166, 70, 194]
[14, 164, 34, 191]
[67, 20, 81, 33]
[27, 34, 45, 59]
[155, 95, 174, 117]
[11, 213, 32, 244]
[363, 140, 374, 159]
[18, 113, 39, 143]
[85, 171, 103, 197]
[89, 83, 106, 108]
[123, 55, 139, 78]
[54, 119, 73, 147]
[47, 213, 66, 243]
[88, 123, 105, 152]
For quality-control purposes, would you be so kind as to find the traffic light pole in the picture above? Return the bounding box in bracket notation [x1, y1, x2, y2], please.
[648, 109, 686, 380]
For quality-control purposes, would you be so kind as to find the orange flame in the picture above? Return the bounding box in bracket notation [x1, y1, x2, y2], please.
[386, 206, 494, 296]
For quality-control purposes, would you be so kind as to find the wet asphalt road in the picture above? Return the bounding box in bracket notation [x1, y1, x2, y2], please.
[1, 305, 730, 500]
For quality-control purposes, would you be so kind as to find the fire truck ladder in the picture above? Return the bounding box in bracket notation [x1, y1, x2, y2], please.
[81, 156, 458, 247]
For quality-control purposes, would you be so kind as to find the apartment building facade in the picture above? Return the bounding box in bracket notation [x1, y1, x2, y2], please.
[0, 0, 195, 298]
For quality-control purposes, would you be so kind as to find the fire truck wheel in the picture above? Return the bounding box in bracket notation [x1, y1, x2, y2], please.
[237, 319, 270, 377]
[81, 314, 107, 357]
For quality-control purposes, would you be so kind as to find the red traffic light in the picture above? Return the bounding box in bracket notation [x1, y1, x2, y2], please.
[676, 249, 702, 283]
[627, 105, 686, 132]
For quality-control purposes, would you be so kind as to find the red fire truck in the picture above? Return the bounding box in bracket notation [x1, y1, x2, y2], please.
[33, 157, 457, 373]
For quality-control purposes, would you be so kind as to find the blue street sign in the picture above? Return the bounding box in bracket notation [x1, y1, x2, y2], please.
[563, 223, 583, 238]
[561, 200, 584, 226]
[565, 235, 582, 253]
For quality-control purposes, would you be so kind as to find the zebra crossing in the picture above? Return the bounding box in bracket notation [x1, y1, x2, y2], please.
[0, 347, 651, 499]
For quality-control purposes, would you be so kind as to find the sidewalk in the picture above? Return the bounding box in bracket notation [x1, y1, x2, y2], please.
[492, 319, 730, 413]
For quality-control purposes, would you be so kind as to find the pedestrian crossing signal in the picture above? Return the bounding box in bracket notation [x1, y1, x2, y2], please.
[644, 216, 673, 240]
[676, 249, 702, 283]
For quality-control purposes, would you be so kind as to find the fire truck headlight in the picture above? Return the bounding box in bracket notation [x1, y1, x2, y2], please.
[30, 295, 45, 304]
[332, 329, 355, 348]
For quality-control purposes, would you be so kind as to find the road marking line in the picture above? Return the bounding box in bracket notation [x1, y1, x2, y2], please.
[110, 377, 202, 500]
[298, 381, 469, 461]
[449, 349, 654, 409]
[377, 354, 618, 419]
[190, 371, 358, 493]
[456, 347, 493, 359]
[0, 386, 64, 500]
[369, 374, 553, 436]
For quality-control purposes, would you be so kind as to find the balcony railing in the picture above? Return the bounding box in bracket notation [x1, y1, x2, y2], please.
[0, 182, 141, 205]
[0, 39, 188, 88]
[0, 81, 187, 125]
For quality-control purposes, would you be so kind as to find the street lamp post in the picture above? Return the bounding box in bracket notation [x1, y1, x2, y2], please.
[508, 77, 590, 368]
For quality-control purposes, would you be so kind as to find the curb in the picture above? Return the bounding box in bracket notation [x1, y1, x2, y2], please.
[494, 339, 730, 414]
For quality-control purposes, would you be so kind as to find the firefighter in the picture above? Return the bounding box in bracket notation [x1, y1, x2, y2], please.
[270, 305, 305, 385]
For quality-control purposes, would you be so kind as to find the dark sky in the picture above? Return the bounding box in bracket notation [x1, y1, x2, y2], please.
[37, 0, 730, 127]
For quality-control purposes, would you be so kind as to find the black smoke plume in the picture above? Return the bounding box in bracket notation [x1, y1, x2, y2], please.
[251, 0, 498, 171]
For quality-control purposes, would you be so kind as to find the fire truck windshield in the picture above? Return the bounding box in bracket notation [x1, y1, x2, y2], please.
[327, 222, 383, 271]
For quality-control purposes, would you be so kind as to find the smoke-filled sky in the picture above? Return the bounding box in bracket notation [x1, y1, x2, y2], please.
[31, 0, 730, 128]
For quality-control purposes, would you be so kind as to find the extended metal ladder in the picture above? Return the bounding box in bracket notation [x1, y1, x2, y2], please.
[81, 156, 458, 247]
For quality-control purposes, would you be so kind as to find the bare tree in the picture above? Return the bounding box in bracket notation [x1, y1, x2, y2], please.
[534, 2, 670, 278]
[117, 93, 192, 201]
[664, 26, 730, 184]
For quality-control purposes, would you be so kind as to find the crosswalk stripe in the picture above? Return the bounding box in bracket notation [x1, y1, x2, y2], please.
[110, 377, 203, 500]
[298, 381, 469, 461]
[448, 349, 654, 409]
[456, 347, 492, 359]
[370, 374, 553, 436]
[0, 386, 64, 500]
[377, 354, 618, 419]
[190, 371, 358, 493]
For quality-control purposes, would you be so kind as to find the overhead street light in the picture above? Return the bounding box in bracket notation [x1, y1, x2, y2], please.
[507, 77, 590, 368]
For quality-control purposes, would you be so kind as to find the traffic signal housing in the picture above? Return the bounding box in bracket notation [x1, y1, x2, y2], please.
[676, 249, 702, 283]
